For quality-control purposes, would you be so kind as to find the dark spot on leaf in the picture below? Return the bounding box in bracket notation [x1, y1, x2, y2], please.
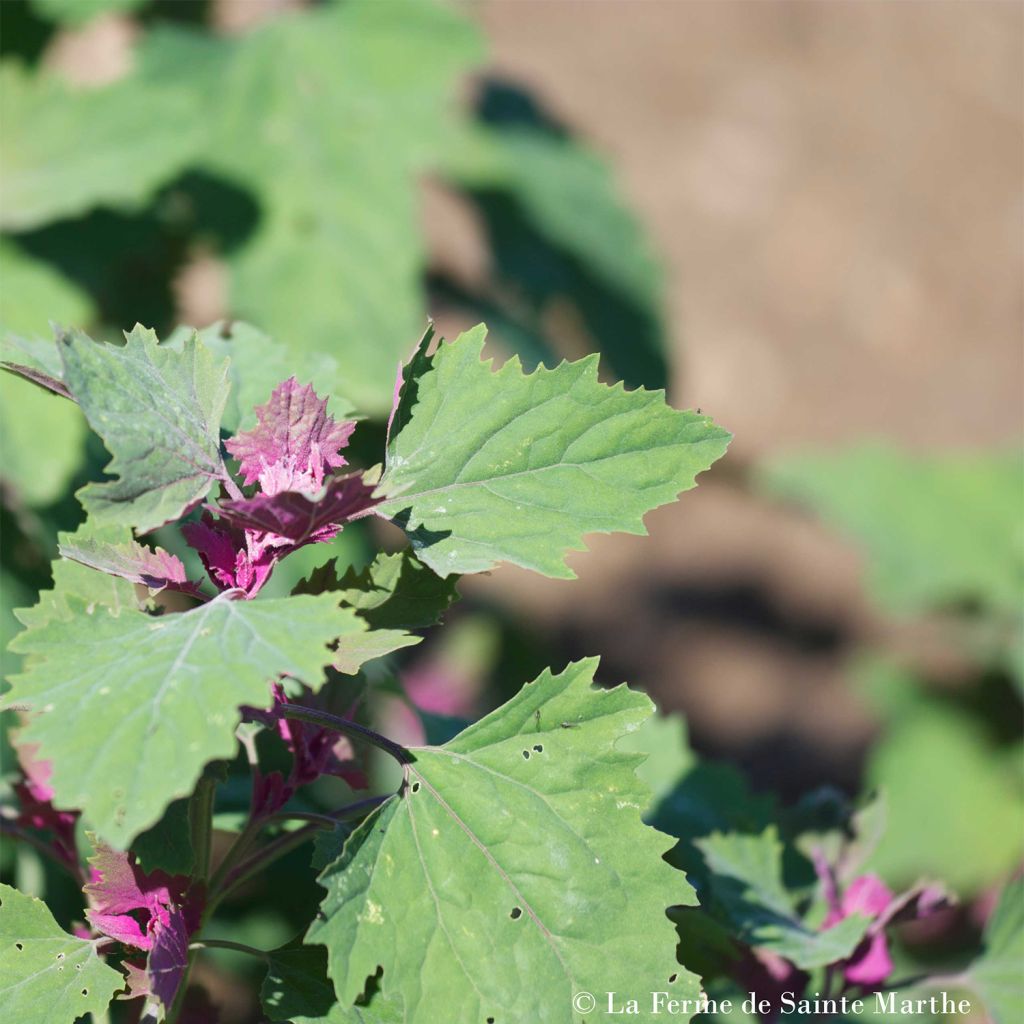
[487, 1018, 495, 1023]
[510, 907, 522, 920]
[14, 942, 23, 951]
[522, 750, 530, 760]
[75, 963, 83, 970]
[411, 781, 420, 793]
[56, 952, 65, 960]
[81, 989, 88, 996]
[668, 973, 678, 984]
[533, 744, 543, 753]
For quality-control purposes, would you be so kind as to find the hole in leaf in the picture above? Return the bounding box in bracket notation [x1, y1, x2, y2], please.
[81, 989, 88, 996]
[668, 973, 678, 984]
[75, 964, 83, 970]
[533, 744, 543, 753]
[14, 943, 23, 951]
[56, 952, 65, 960]
[522, 750, 530, 760]
[411, 782, 420, 794]
[487, 1018, 495, 1023]
[510, 907, 522, 920]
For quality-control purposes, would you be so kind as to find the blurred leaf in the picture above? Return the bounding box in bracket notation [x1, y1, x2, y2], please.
[0, 243, 89, 505]
[762, 444, 1023, 618]
[446, 109, 668, 390]
[170, 0, 482, 412]
[0, 58, 204, 231]
[616, 711, 694, 808]
[130, 797, 194, 876]
[966, 878, 1024, 1024]
[862, 671, 1024, 893]
[29, 0, 146, 26]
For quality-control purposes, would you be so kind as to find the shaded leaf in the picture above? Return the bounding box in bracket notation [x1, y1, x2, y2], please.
[697, 828, 870, 971]
[968, 878, 1024, 1024]
[262, 942, 402, 1024]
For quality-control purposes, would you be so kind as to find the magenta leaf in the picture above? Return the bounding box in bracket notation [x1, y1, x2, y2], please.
[225, 377, 355, 496]
[59, 536, 202, 596]
[84, 839, 202, 1010]
[11, 740, 78, 871]
[215, 474, 378, 545]
[181, 514, 278, 596]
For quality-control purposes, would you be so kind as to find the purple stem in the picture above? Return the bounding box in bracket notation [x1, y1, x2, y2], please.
[277, 703, 412, 765]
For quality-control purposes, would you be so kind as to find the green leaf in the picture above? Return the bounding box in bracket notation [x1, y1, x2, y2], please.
[0, 59, 205, 232]
[131, 798, 194, 877]
[0, 243, 89, 506]
[16, 527, 139, 634]
[180, 1, 482, 412]
[308, 659, 699, 1023]
[0, 883, 124, 1023]
[446, 120, 668, 390]
[165, 321, 352, 434]
[59, 325, 231, 532]
[4, 591, 364, 845]
[263, 942, 402, 1024]
[761, 445, 1024, 616]
[379, 326, 731, 577]
[29, 0, 147, 26]
[616, 711, 694, 808]
[968, 878, 1024, 1024]
[697, 828, 870, 970]
[332, 552, 458, 631]
[862, 680, 1024, 893]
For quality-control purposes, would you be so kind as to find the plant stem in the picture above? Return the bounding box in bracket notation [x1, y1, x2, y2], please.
[189, 938, 269, 961]
[278, 703, 411, 764]
[207, 817, 262, 898]
[0, 819, 83, 885]
[189, 774, 217, 883]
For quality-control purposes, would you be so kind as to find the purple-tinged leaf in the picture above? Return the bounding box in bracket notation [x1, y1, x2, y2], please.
[215, 474, 378, 545]
[225, 377, 355, 496]
[59, 536, 202, 596]
[147, 900, 194, 1011]
[11, 739, 78, 871]
[181, 515, 278, 596]
[1, 359, 72, 399]
[84, 839, 187, 952]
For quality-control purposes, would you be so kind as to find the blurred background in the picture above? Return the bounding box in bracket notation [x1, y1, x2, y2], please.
[1, 1, 1021, 1020]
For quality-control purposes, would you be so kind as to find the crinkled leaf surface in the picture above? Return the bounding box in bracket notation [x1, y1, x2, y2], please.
[4, 592, 363, 845]
[967, 878, 1024, 1024]
[308, 659, 699, 1023]
[0, 883, 123, 1024]
[262, 942, 402, 1024]
[697, 828, 869, 970]
[378, 326, 731, 577]
[60, 326, 231, 532]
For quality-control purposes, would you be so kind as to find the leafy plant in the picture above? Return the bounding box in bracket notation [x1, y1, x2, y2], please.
[1, 320, 728, 1022]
